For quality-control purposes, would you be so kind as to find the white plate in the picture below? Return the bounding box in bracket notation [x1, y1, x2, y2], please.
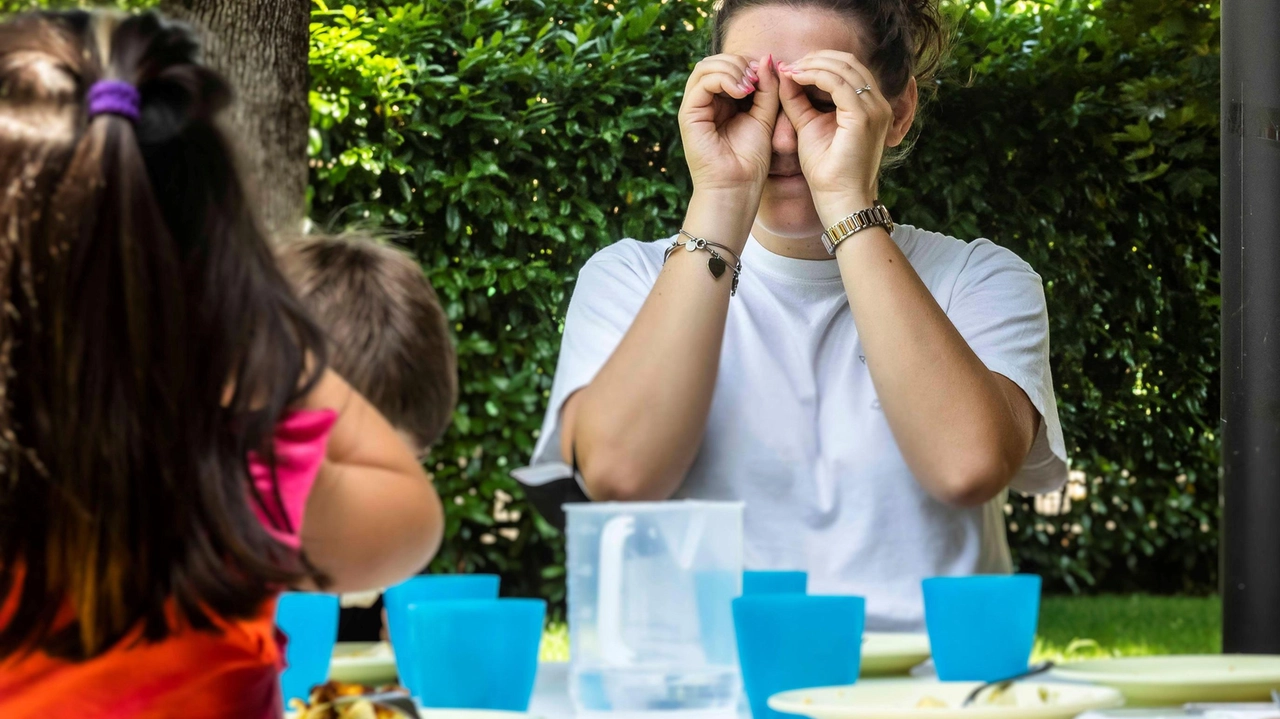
[863, 633, 932, 677]
[769, 678, 1124, 719]
[329, 641, 399, 686]
[1052, 655, 1280, 705]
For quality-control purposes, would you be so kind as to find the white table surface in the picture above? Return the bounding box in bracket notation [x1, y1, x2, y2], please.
[523, 666, 1280, 719]
[529, 662, 575, 719]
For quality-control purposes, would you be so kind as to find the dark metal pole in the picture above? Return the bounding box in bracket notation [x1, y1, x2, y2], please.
[1221, 0, 1280, 654]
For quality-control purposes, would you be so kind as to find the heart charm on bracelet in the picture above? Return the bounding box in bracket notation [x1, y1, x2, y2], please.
[665, 230, 742, 297]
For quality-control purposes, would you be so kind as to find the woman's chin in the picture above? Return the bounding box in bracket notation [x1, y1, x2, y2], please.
[757, 201, 824, 240]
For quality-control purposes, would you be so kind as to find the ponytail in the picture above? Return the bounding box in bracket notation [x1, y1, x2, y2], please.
[0, 10, 328, 660]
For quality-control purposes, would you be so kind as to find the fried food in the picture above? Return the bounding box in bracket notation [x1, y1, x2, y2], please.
[288, 681, 409, 719]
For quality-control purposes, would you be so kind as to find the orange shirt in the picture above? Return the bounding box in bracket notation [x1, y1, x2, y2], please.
[0, 587, 285, 719]
[0, 410, 337, 719]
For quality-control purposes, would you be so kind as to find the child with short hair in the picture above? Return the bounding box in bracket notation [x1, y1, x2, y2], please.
[277, 233, 459, 641]
[277, 233, 458, 458]
[0, 10, 444, 718]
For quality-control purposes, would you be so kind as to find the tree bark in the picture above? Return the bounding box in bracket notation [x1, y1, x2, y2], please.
[159, 0, 311, 236]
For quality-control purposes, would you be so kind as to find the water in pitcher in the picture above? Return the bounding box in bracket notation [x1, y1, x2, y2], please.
[571, 665, 741, 717]
[565, 502, 744, 719]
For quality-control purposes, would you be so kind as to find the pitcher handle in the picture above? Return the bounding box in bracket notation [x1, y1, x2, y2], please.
[598, 514, 637, 665]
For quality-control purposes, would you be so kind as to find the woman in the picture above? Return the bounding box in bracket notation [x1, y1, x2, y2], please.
[0, 11, 442, 716]
[528, 0, 1067, 631]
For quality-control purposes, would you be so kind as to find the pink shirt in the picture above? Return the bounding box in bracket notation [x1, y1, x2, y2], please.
[248, 409, 338, 548]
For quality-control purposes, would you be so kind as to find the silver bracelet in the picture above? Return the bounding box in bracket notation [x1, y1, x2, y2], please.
[663, 230, 743, 296]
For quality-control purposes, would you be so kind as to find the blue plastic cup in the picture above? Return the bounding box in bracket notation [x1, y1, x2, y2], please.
[923, 574, 1042, 682]
[276, 592, 340, 706]
[384, 574, 501, 698]
[405, 598, 547, 710]
[733, 594, 866, 719]
[744, 570, 808, 595]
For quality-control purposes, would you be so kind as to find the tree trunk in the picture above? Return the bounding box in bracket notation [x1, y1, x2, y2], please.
[159, 0, 311, 236]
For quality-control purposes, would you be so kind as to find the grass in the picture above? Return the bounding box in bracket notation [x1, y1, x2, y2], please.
[1034, 594, 1220, 661]
[540, 622, 569, 662]
[539, 594, 1222, 663]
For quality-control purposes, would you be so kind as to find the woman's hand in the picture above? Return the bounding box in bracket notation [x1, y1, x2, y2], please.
[679, 53, 780, 197]
[777, 51, 894, 215]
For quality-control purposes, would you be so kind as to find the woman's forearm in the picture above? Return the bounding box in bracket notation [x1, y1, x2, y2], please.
[829, 212, 1037, 506]
[562, 191, 757, 501]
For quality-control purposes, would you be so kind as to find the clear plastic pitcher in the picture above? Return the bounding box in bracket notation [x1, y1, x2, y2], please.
[565, 501, 744, 719]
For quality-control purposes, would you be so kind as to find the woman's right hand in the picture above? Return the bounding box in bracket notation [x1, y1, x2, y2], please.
[679, 53, 780, 197]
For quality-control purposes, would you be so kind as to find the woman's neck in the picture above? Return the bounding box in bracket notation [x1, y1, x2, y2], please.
[751, 222, 833, 261]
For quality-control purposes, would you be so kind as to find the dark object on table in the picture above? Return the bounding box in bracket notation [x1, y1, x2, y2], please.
[338, 596, 385, 643]
[510, 461, 589, 532]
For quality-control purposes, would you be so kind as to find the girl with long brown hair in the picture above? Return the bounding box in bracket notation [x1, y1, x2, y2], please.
[0, 10, 443, 717]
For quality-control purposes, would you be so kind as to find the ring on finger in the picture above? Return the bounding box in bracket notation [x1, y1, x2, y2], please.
[854, 84, 873, 96]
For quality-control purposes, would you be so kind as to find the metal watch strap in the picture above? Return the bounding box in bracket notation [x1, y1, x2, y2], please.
[821, 203, 895, 255]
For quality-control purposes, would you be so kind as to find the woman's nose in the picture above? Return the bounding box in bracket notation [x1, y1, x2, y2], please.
[772, 111, 798, 156]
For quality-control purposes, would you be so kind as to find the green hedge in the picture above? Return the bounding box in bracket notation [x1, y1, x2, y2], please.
[6, 0, 1219, 605]
[909, 0, 1221, 594]
[308, 0, 1220, 607]
[309, 0, 708, 611]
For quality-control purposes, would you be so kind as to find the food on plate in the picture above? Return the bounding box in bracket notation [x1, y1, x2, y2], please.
[911, 686, 1061, 709]
[985, 684, 1017, 706]
[288, 681, 410, 719]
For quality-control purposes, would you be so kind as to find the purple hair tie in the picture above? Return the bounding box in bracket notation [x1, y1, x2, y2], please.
[87, 80, 141, 122]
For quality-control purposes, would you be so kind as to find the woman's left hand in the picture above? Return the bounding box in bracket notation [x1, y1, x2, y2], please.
[777, 51, 894, 215]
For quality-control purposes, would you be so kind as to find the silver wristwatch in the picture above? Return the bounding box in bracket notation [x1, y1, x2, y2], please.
[821, 202, 895, 255]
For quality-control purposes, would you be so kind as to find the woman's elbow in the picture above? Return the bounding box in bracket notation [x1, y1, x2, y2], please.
[580, 457, 676, 502]
[930, 456, 1017, 508]
[568, 420, 682, 501]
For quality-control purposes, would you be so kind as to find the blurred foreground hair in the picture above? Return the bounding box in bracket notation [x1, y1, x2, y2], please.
[0, 10, 327, 660]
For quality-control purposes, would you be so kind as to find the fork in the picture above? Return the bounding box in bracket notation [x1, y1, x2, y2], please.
[962, 662, 1057, 707]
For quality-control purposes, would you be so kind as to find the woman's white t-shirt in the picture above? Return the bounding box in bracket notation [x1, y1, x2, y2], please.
[530, 225, 1068, 631]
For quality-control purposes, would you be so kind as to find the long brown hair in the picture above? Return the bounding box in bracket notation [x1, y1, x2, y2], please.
[0, 10, 327, 660]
